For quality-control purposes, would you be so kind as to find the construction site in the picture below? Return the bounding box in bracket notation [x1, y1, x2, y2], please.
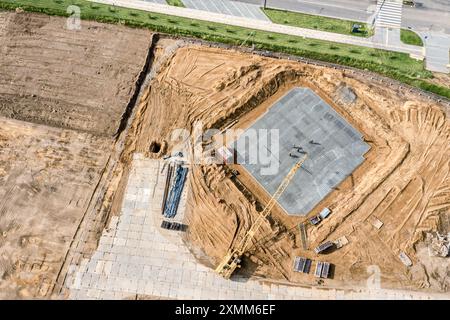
[0, 11, 449, 299]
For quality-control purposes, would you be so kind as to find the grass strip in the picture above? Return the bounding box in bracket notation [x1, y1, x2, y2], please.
[1, 0, 449, 99]
[400, 29, 424, 46]
[262, 7, 372, 38]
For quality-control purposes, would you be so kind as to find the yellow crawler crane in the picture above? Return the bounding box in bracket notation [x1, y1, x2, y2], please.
[215, 154, 308, 279]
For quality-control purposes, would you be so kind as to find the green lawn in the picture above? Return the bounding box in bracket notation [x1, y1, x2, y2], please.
[400, 29, 424, 46]
[262, 7, 372, 38]
[1, 0, 449, 99]
[166, 0, 184, 8]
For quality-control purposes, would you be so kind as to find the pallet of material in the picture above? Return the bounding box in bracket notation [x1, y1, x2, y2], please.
[293, 257, 312, 274]
[310, 215, 321, 226]
[314, 261, 331, 278]
[314, 241, 334, 254]
[334, 236, 349, 249]
[160, 220, 187, 232]
[398, 251, 413, 267]
[319, 207, 331, 219]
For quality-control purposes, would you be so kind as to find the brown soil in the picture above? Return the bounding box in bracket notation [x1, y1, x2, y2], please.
[126, 43, 450, 293]
[0, 12, 151, 136]
[1, 10, 449, 299]
[0, 12, 151, 299]
[0, 117, 111, 298]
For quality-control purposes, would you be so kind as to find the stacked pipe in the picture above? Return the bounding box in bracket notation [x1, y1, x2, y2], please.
[161, 163, 174, 215]
[163, 165, 188, 218]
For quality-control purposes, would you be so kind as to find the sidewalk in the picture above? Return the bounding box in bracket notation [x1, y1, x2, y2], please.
[94, 0, 424, 57]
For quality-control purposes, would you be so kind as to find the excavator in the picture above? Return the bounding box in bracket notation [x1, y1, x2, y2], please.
[215, 154, 308, 279]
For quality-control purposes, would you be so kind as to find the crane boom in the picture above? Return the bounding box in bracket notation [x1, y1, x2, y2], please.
[215, 154, 308, 279]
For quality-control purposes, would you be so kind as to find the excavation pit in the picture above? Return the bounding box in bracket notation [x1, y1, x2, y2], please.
[149, 141, 162, 153]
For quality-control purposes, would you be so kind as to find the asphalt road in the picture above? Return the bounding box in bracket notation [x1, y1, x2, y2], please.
[236, 0, 450, 33]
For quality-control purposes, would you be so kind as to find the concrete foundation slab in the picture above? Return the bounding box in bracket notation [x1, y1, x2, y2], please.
[235, 87, 370, 215]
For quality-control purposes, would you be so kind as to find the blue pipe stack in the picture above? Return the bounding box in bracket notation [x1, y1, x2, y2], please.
[163, 165, 188, 218]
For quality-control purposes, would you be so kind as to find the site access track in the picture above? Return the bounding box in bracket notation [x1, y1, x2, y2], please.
[91, 0, 424, 58]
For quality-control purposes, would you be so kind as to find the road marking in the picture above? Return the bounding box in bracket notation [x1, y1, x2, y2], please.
[183, 0, 269, 21]
[215, 0, 233, 16]
[142, 0, 167, 4]
[209, 0, 223, 14]
[376, 0, 403, 28]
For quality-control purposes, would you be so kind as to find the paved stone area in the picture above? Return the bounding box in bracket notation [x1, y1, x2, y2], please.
[371, 27, 400, 46]
[183, 0, 269, 21]
[370, 27, 425, 59]
[64, 154, 447, 300]
[235, 87, 370, 215]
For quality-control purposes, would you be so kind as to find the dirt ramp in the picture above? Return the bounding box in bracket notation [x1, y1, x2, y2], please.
[0, 12, 152, 136]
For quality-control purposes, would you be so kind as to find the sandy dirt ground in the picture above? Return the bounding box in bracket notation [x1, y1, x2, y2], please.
[124, 42, 450, 294]
[0, 12, 151, 299]
[0, 12, 151, 137]
[0, 117, 111, 298]
[1, 11, 449, 299]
